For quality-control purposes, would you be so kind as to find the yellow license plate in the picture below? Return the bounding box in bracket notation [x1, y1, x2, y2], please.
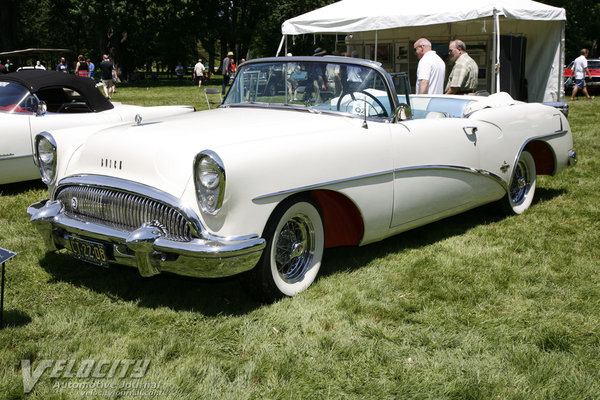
[69, 237, 108, 267]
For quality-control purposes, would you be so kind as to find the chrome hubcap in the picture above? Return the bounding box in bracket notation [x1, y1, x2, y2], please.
[510, 160, 530, 205]
[275, 214, 315, 283]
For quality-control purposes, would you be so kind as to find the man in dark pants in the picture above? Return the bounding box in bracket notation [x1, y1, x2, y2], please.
[222, 51, 234, 95]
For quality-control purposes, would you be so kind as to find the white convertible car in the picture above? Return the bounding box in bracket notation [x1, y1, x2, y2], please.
[0, 70, 194, 184]
[28, 57, 576, 299]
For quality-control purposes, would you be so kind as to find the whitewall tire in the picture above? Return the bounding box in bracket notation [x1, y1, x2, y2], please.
[503, 150, 536, 215]
[245, 196, 324, 300]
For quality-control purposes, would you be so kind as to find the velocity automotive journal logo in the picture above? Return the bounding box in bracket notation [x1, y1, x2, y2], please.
[20, 359, 153, 394]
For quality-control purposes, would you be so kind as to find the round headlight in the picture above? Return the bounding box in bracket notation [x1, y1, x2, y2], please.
[194, 151, 225, 215]
[35, 132, 57, 185]
[198, 157, 221, 190]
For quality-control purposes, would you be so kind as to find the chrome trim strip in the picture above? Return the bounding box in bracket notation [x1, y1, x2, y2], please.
[393, 165, 507, 190]
[252, 169, 395, 201]
[254, 164, 507, 201]
[55, 175, 204, 238]
[0, 153, 31, 160]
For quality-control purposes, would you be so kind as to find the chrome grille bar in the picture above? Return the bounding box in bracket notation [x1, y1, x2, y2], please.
[56, 186, 194, 241]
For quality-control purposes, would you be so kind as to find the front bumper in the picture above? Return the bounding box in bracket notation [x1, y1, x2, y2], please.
[28, 199, 265, 278]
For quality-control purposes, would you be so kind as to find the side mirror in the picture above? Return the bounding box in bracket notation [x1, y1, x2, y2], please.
[393, 103, 411, 122]
[36, 101, 47, 117]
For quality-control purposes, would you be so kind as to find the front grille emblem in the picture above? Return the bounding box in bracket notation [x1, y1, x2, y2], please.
[71, 197, 78, 210]
[135, 114, 142, 125]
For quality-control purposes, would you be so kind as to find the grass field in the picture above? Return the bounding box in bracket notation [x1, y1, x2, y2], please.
[0, 84, 598, 399]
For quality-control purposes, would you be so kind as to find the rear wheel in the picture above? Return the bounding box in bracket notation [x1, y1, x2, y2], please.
[502, 150, 536, 215]
[244, 196, 324, 300]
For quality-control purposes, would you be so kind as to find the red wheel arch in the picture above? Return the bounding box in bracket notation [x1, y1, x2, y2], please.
[310, 190, 364, 248]
[526, 141, 555, 175]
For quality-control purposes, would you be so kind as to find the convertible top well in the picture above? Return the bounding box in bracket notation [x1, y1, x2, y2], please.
[0, 70, 113, 112]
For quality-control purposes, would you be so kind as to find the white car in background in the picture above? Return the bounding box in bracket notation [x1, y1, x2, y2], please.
[0, 70, 194, 185]
[28, 57, 576, 300]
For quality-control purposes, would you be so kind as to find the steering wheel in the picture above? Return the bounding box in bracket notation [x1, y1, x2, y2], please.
[336, 90, 387, 117]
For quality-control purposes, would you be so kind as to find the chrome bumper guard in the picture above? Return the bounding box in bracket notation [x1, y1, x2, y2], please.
[568, 149, 577, 167]
[28, 200, 266, 278]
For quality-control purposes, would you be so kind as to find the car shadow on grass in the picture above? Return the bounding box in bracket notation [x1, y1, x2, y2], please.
[39, 252, 262, 316]
[320, 186, 566, 277]
[1, 309, 33, 328]
[0, 180, 46, 196]
[37, 187, 565, 313]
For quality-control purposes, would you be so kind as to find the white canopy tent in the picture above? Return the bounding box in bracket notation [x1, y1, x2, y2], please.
[280, 0, 566, 102]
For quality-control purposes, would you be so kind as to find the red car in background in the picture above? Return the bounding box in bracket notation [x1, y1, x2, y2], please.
[564, 58, 600, 90]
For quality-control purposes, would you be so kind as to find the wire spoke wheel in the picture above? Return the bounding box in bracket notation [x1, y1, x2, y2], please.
[503, 150, 536, 215]
[275, 215, 315, 283]
[245, 196, 324, 300]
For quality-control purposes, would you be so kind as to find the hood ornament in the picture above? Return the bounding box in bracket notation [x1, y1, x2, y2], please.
[135, 114, 143, 126]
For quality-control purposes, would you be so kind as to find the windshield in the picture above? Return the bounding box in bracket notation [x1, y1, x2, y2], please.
[223, 60, 394, 118]
[0, 81, 39, 113]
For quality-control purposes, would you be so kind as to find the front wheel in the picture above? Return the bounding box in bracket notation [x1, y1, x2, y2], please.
[501, 150, 536, 215]
[244, 196, 325, 300]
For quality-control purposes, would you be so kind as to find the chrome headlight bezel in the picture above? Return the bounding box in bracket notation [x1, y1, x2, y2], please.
[34, 132, 57, 185]
[193, 150, 225, 215]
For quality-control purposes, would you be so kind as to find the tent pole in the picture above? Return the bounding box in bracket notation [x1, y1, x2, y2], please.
[559, 20, 566, 101]
[492, 9, 500, 93]
[276, 35, 285, 57]
[374, 31, 378, 61]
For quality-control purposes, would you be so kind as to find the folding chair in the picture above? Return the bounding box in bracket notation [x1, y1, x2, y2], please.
[204, 88, 222, 109]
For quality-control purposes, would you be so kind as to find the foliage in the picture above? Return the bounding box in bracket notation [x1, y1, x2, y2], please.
[0, 1, 598, 79]
[541, 0, 600, 60]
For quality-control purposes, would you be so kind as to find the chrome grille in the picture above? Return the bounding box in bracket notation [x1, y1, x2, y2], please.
[56, 186, 194, 241]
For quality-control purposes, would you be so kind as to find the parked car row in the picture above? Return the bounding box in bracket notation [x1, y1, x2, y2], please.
[19, 57, 576, 300]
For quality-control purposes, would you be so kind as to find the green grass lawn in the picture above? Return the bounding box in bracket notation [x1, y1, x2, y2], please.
[0, 87, 599, 399]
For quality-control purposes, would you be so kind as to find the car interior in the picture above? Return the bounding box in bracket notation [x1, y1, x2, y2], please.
[37, 87, 92, 113]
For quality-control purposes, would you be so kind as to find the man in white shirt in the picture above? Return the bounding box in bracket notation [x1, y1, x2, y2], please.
[414, 38, 445, 94]
[193, 58, 206, 88]
[570, 48, 594, 100]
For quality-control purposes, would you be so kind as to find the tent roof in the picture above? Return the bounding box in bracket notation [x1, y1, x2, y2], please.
[281, 0, 566, 35]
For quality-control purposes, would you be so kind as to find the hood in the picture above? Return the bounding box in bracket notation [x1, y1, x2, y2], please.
[63, 107, 357, 198]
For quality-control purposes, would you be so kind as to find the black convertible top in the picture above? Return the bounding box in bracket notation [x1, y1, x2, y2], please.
[0, 70, 113, 112]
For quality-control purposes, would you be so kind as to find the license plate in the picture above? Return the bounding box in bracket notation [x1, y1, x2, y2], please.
[69, 237, 109, 267]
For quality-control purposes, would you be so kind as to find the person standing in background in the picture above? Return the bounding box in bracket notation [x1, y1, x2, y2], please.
[222, 51, 234, 95]
[570, 48, 595, 100]
[445, 39, 479, 95]
[193, 58, 206, 88]
[56, 57, 68, 73]
[100, 54, 117, 99]
[413, 38, 445, 94]
[5, 59, 14, 72]
[87, 58, 95, 80]
[75, 55, 88, 77]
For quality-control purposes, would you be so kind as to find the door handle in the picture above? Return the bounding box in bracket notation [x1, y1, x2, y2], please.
[462, 126, 478, 145]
